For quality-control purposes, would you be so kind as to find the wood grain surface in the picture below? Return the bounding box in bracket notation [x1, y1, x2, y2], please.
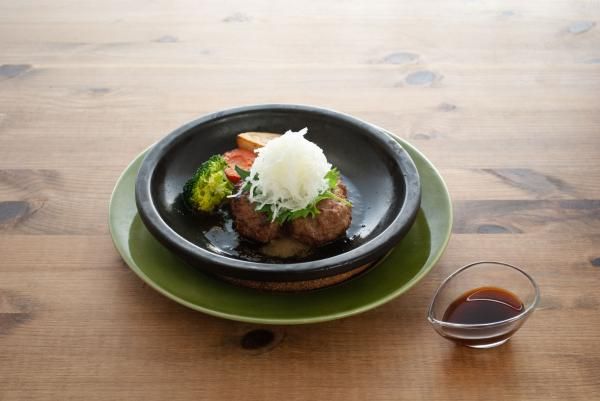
[1, 0, 599, 400]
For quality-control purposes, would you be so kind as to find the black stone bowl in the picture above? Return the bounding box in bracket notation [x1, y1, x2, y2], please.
[135, 105, 421, 282]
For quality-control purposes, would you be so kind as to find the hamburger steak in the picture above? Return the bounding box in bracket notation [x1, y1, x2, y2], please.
[230, 195, 282, 243]
[289, 183, 351, 246]
[230, 182, 351, 246]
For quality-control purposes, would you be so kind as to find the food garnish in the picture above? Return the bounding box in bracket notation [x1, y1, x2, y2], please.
[182, 155, 233, 212]
[235, 128, 350, 223]
[223, 148, 256, 183]
[237, 132, 282, 151]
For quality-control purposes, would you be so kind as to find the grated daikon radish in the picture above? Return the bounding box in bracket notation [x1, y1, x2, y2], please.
[244, 128, 331, 220]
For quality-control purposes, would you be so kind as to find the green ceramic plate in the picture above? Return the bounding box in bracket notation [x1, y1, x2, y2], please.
[109, 134, 452, 324]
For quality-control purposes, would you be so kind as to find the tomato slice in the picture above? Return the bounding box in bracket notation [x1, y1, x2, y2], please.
[223, 148, 256, 183]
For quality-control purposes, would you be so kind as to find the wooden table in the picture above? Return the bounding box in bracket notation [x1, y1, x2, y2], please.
[1, 1, 599, 399]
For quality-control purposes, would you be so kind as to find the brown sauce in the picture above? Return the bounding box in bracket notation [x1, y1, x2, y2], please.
[260, 237, 311, 259]
[443, 287, 524, 325]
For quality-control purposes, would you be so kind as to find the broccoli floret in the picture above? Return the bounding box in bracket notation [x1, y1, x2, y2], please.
[183, 155, 233, 213]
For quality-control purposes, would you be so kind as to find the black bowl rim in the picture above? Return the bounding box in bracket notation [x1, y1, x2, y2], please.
[135, 104, 421, 281]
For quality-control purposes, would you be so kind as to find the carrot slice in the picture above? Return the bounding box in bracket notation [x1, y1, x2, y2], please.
[223, 148, 256, 183]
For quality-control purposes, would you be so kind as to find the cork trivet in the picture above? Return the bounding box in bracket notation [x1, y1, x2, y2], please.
[221, 261, 374, 292]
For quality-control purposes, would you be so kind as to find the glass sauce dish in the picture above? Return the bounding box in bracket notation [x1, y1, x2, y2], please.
[428, 261, 540, 348]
